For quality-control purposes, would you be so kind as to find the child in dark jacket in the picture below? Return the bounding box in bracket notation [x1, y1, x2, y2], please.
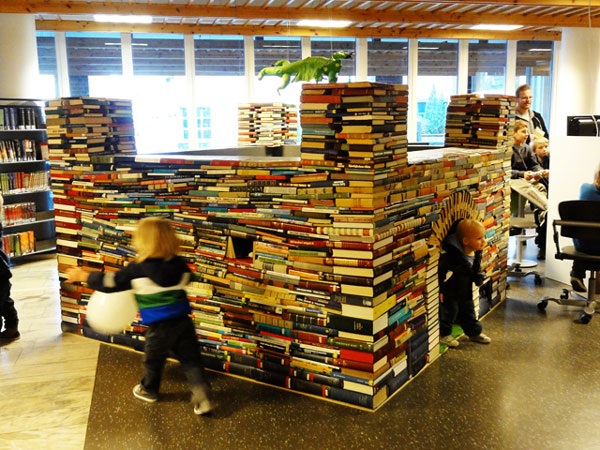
[438, 218, 491, 348]
[66, 216, 213, 415]
[0, 249, 19, 340]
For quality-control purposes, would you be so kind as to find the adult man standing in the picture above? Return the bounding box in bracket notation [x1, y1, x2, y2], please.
[515, 84, 549, 143]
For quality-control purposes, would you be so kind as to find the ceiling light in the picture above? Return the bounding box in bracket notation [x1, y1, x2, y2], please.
[296, 19, 352, 28]
[470, 24, 523, 31]
[529, 48, 552, 52]
[94, 14, 153, 24]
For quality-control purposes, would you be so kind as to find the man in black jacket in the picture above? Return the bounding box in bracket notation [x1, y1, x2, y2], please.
[515, 84, 549, 144]
[438, 219, 491, 348]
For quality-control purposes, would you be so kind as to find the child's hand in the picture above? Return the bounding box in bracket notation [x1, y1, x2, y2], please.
[66, 267, 89, 283]
[473, 272, 487, 287]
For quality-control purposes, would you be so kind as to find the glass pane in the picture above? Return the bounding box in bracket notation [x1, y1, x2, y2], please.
[130, 33, 187, 153]
[36, 31, 58, 99]
[66, 32, 123, 97]
[195, 35, 246, 149]
[417, 39, 458, 145]
[367, 38, 408, 84]
[516, 40, 554, 130]
[468, 40, 507, 94]
[254, 36, 303, 105]
[196, 35, 244, 76]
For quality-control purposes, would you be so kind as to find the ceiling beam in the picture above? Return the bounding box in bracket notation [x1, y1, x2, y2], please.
[1, 0, 598, 28]
[36, 20, 562, 41]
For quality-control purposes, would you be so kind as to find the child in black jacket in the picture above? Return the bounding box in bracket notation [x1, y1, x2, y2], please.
[0, 249, 19, 340]
[438, 219, 491, 348]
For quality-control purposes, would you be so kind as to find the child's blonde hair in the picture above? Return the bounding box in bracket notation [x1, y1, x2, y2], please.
[456, 218, 484, 243]
[133, 216, 180, 262]
[532, 137, 549, 151]
[514, 121, 528, 133]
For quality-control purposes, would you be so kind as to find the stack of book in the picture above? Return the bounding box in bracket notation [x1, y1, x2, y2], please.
[444, 94, 516, 150]
[409, 147, 511, 312]
[107, 99, 137, 154]
[238, 103, 298, 147]
[469, 95, 516, 150]
[50, 88, 511, 410]
[45, 97, 112, 166]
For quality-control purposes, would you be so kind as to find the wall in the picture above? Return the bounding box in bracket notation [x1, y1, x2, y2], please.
[0, 14, 40, 98]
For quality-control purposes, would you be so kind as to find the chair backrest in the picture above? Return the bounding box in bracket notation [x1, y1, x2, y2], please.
[558, 200, 600, 241]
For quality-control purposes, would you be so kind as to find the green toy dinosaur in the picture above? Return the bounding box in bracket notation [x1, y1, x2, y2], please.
[258, 51, 352, 91]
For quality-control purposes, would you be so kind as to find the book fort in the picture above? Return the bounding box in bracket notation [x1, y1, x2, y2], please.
[51, 83, 514, 410]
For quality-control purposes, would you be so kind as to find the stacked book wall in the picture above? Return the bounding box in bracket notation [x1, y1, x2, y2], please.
[51, 87, 510, 411]
[238, 103, 298, 146]
[445, 94, 516, 150]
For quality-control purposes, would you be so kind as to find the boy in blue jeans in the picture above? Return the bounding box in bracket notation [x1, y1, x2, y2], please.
[439, 218, 491, 348]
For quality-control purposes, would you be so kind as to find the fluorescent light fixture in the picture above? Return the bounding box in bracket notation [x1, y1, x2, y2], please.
[94, 14, 153, 24]
[529, 48, 552, 52]
[296, 19, 351, 28]
[470, 24, 523, 31]
[419, 47, 439, 50]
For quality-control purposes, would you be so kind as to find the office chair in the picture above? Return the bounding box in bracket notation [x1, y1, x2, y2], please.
[508, 190, 543, 285]
[538, 200, 600, 324]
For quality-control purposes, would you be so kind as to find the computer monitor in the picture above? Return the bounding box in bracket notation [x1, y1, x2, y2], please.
[567, 115, 600, 136]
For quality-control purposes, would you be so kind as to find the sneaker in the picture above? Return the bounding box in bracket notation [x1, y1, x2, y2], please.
[440, 335, 459, 348]
[192, 386, 214, 415]
[0, 327, 20, 340]
[194, 398, 214, 415]
[469, 333, 492, 344]
[133, 384, 158, 403]
[570, 276, 586, 293]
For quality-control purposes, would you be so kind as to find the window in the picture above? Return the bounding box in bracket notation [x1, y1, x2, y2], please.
[254, 36, 303, 105]
[367, 38, 408, 84]
[36, 31, 58, 99]
[65, 32, 124, 97]
[194, 35, 245, 149]
[468, 40, 507, 94]
[311, 37, 356, 80]
[417, 39, 459, 145]
[130, 33, 187, 153]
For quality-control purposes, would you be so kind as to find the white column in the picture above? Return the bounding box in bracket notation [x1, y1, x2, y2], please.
[505, 40, 517, 96]
[244, 36, 254, 103]
[0, 14, 40, 98]
[356, 38, 368, 81]
[54, 32, 70, 97]
[552, 28, 600, 136]
[407, 39, 419, 142]
[457, 40, 469, 94]
[545, 28, 600, 284]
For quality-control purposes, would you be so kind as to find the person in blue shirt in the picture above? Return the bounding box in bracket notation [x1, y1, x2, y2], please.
[66, 216, 213, 415]
[570, 164, 600, 292]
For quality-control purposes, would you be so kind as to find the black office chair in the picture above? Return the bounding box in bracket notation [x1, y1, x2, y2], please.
[538, 200, 600, 324]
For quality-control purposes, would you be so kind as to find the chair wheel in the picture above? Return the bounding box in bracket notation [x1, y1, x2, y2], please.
[534, 275, 543, 286]
[576, 313, 592, 324]
[538, 300, 548, 311]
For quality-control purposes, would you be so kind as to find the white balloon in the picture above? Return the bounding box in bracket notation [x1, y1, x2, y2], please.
[86, 290, 138, 334]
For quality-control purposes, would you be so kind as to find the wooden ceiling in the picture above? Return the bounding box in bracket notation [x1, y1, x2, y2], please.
[3, 0, 600, 41]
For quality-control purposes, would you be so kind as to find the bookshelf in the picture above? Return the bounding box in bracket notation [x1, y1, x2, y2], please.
[0, 99, 55, 258]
